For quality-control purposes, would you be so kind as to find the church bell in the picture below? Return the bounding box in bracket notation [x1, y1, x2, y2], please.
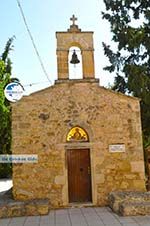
[70, 50, 80, 64]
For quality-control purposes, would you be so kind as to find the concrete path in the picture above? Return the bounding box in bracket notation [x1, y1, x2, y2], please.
[0, 207, 150, 226]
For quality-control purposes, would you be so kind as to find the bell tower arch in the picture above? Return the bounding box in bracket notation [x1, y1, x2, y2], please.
[56, 15, 95, 80]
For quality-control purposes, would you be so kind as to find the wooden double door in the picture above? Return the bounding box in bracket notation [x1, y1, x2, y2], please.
[67, 149, 92, 203]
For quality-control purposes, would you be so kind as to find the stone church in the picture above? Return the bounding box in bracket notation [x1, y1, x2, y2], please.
[12, 15, 146, 207]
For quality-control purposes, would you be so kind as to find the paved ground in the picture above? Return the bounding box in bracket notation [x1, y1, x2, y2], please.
[0, 207, 150, 226]
[0, 181, 150, 225]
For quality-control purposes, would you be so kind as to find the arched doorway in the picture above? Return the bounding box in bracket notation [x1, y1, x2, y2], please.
[66, 126, 92, 203]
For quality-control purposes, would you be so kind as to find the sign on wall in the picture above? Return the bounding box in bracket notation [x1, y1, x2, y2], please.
[109, 144, 125, 153]
[4, 82, 24, 102]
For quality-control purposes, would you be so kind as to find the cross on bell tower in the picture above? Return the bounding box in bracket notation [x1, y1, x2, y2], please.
[67, 14, 81, 32]
[70, 15, 77, 25]
[56, 15, 95, 80]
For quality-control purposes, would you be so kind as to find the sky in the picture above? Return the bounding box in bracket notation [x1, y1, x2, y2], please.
[0, 0, 115, 95]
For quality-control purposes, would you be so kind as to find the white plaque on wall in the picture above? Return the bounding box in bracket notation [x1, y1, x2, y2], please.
[109, 144, 125, 153]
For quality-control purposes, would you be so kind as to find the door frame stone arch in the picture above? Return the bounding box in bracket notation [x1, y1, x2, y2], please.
[63, 125, 95, 205]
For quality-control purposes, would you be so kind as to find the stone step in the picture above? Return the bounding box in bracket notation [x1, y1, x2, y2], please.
[0, 198, 49, 218]
[119, 201, 150, 216]
[108, 191, 150, 215]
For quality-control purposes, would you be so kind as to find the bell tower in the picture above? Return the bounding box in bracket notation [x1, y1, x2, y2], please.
[56, 15, 95, 80]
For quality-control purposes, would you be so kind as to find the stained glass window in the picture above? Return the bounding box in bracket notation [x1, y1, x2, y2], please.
[67, 126, 89, 142]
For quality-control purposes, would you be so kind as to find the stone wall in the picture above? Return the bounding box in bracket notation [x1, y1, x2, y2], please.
[11, 79, 146, 207]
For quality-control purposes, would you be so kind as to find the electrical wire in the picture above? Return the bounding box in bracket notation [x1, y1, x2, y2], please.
[23, 81, 50, 87]
[16, 0, 52, 85]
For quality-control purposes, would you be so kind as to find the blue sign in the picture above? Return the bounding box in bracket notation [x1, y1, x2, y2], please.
[4, 82, 24, 102]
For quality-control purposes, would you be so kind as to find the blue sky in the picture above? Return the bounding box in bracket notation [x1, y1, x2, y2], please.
[0, 0, 115, 94]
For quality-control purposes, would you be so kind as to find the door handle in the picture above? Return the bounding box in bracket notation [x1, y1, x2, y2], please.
[88, 166, 91, 175]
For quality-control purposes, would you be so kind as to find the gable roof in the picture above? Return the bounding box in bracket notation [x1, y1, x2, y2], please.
[20, 79, 140, 102]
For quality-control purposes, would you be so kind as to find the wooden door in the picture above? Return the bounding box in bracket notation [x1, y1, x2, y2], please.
[67, 149, 92, 203]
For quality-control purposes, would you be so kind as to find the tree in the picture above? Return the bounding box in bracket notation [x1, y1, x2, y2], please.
[0, 37, 15, 178]
[102, 0, 150, 147]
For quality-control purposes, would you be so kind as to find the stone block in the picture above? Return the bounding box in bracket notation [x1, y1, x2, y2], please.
[133, 180, 146, 190]
[0, 206, 7, 218]
[95, 174, 105, 184]
[36, 199, 49, 215]
[0, 199, 49, 218]
[119, 202, 150, 216]
[107, 164, 116, 169]
[131, 161, 145, 173]
[125, 174, 137, 179]
[25, 202, 38, 216]
[7, 204, 24, 217]
[14, 189, 33, 200]
[108, 191, 150, 215]
[55, 176, 65, 185]
[120, 181, 129, 189]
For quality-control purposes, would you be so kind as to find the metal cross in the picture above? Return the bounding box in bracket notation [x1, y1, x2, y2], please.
[70, 15, 77, 25]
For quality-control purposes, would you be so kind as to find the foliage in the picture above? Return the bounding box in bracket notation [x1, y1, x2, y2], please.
[102, 0, 150, 146]
[0, 37, 15, 178]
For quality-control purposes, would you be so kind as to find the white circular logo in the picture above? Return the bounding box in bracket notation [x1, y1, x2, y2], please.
[4, 82, 24, 102]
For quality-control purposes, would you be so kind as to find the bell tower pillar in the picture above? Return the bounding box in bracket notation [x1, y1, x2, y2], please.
[82, 50, 95, 79]
[56, 50, 69, 80]
[56, 15, 95, 80]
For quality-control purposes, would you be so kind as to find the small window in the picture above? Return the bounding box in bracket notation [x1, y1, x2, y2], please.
[67, 126, 89, 142]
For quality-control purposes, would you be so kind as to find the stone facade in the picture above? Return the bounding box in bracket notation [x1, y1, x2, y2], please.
[11, 16, 146, 208]
[12, 79, 146, 207]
